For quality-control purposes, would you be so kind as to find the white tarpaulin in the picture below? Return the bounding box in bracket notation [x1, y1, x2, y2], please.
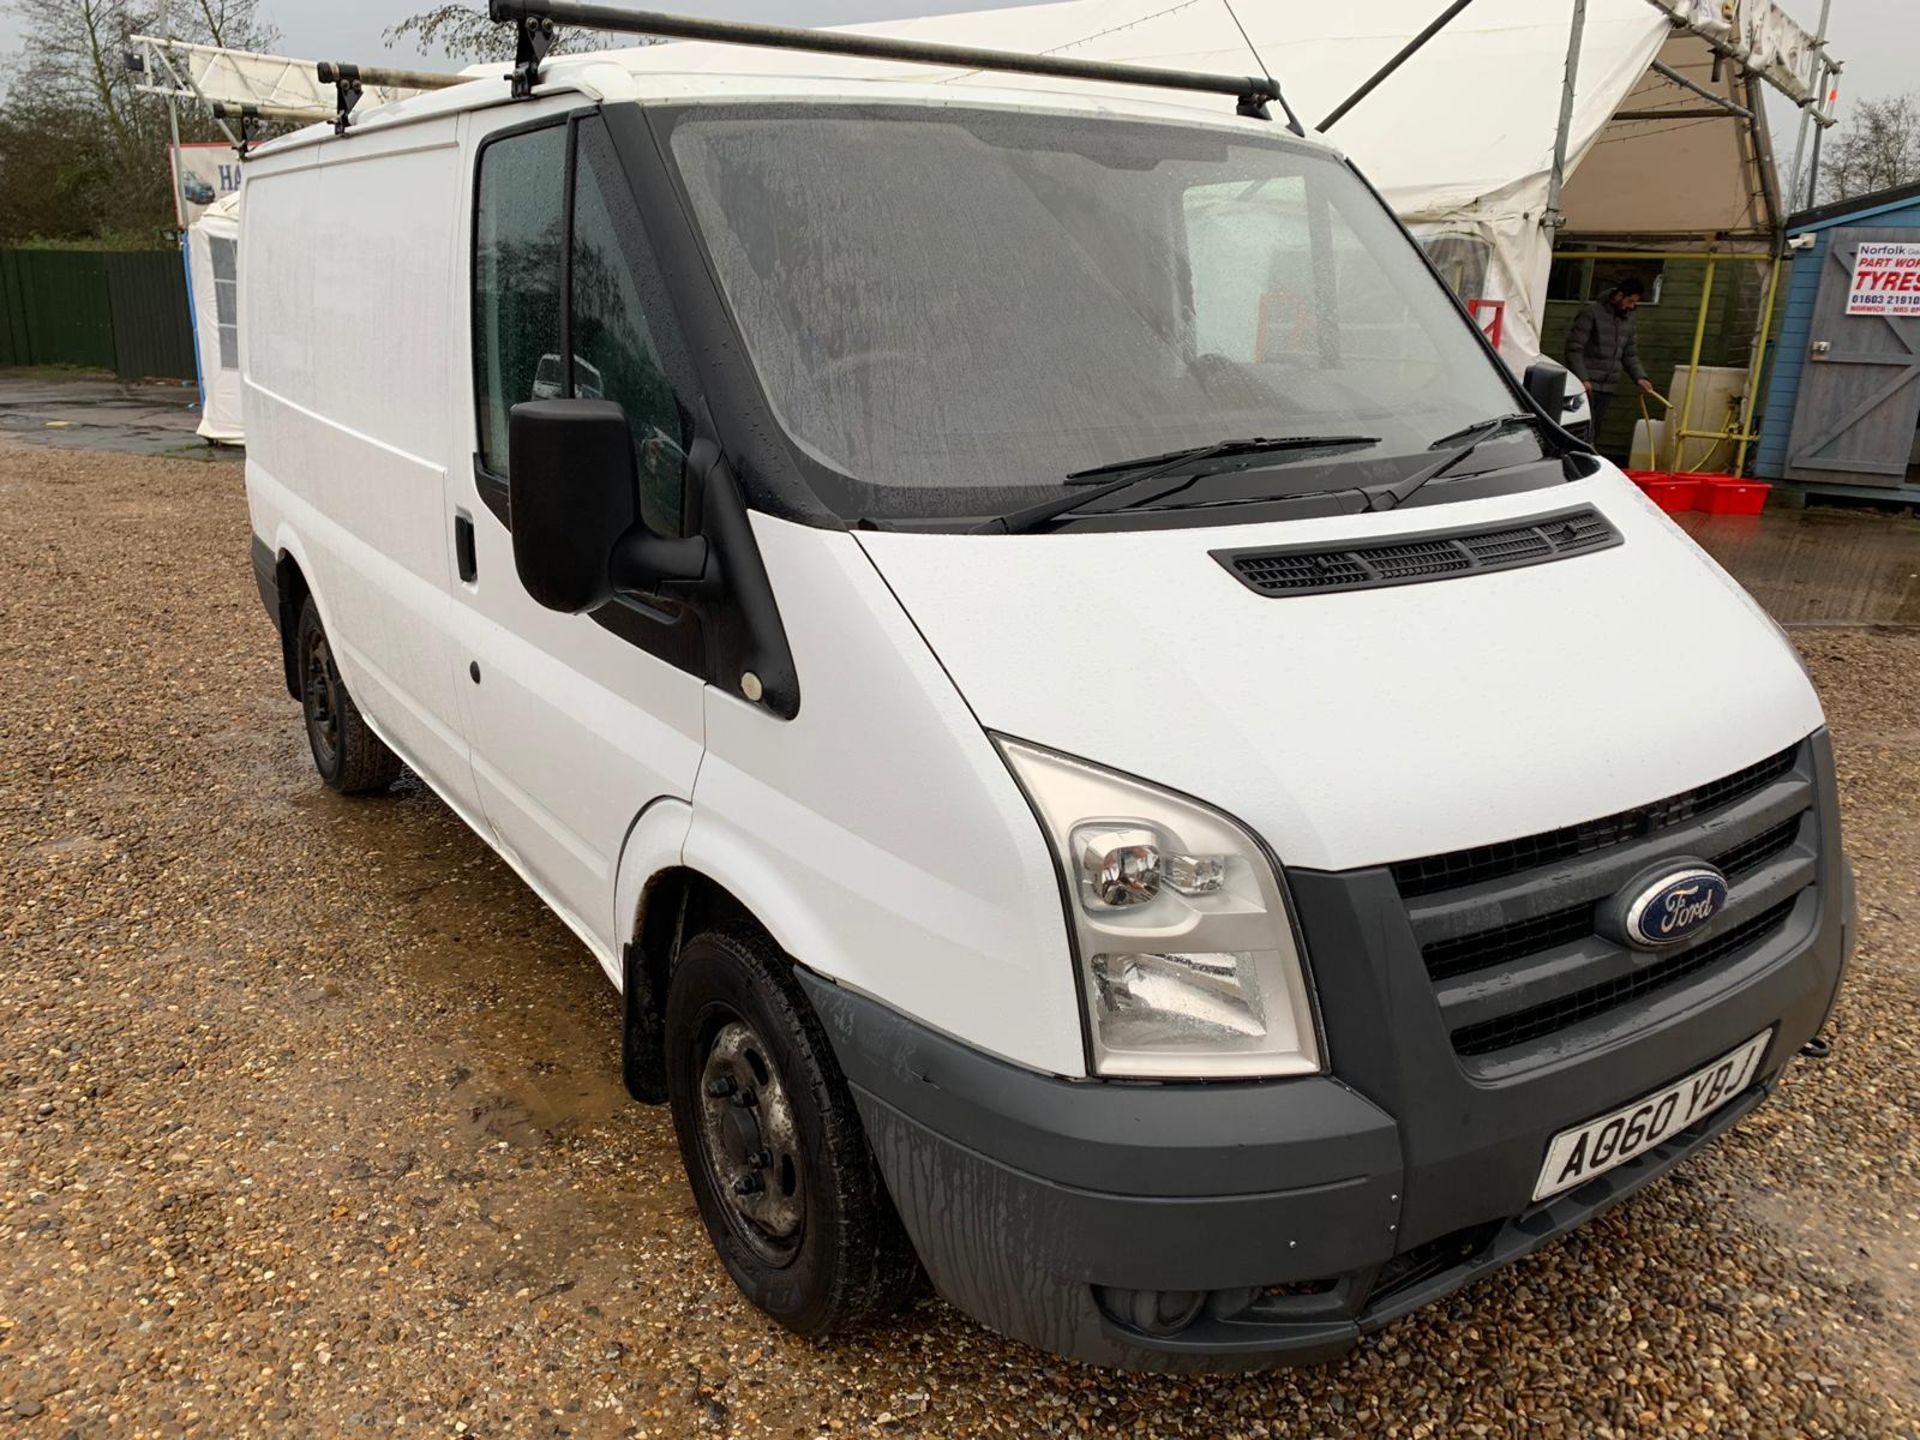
[592, 0, 1684, 368]
[187, 192, 243, 445]
[1655, 0, 1820, 101]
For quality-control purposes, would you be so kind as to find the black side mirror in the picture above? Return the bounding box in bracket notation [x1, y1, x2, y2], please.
[1522, 359, 1577, 418]
[507, 399, 709, 614]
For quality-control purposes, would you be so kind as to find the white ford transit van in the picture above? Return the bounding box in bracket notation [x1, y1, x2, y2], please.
[241, 11, 1853, 1371]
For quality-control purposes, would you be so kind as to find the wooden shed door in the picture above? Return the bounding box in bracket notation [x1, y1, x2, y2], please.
[1785, 225, 1920, 487]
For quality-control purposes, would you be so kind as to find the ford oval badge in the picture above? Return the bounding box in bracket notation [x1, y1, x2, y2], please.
[1616, 865, 1729, 949]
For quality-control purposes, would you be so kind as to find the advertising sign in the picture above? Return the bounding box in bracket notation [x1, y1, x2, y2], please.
[1845, 242, 1920, 318]
[170, 142, 243, 229]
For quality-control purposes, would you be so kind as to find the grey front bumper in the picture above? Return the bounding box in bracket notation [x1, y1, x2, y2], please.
[797, 738, 1852, 1372]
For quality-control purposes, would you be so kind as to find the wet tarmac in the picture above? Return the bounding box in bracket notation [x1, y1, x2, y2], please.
[1681, 506, 1920, 629]
[0, 369, 217, 460]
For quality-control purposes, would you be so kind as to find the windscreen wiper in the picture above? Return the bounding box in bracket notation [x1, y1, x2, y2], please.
[973, 435, 1382, 535]
[1362, 414, 1541, 513]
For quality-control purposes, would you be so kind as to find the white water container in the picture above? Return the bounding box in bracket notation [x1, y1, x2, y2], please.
[1630, 415, 1668, 471]
[1667, 365, 1748, 471]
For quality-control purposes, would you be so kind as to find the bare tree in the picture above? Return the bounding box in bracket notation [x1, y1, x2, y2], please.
[1818, 93, 1920, 204]
[0, 0, 275, 240]
[7, 0, 156, 153]
[386, 3, 634, 64]
[177, 0, 278, 53]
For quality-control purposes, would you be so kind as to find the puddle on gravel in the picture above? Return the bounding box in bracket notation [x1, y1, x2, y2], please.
[224, 706, 645, 1178]
[1681, 508, 1920, 627]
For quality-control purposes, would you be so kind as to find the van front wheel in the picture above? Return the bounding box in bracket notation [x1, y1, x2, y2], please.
[665, 928, 918, 1336]
[295, 598, 401, 795]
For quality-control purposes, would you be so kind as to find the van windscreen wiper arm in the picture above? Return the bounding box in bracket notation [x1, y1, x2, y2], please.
[1363, 414, 1540, 513]
[973, 435, 1382, 535]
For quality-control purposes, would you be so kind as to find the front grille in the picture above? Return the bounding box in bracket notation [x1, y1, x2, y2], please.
[1450, 900, 1798, 1057]
[1716, 816, 1801, 878]
[1397, 741, 1821, 1067]
[1394, 745, 1798, 898]
[1419, 812, 1806, 984]
[1214, 506, 1621, 598]
[1425, 903, 1593, 983]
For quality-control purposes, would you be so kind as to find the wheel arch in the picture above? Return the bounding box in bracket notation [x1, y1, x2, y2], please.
[273, 550, 308, 699]
[268, 530, 327, 702]
[622, 864, 774, 1103]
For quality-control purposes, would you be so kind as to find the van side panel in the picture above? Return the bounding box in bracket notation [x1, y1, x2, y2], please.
[241, 124, 480, 816]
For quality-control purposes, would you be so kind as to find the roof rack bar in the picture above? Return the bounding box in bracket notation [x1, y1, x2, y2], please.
[486, 0, 1290, 124]
[317, 60, 462, 135]
[316, 61, 464, 92]
[212, 99, 331, 124]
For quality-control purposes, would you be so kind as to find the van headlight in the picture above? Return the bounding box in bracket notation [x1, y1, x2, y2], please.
[996, 737, 1322, 1080]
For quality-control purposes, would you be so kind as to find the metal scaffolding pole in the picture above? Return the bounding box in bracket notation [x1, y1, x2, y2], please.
[1545, 0, 1589, 240]
[1317, 0, 1478, 132]
[161, 1, 183, 166]
[1806, 63, 1830, 208]
[1786, 0, 1832, 207]
[1647, 58, 1751, 119]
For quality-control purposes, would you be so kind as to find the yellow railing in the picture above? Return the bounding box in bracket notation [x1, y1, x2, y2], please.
[1552, 249, 1784, 475]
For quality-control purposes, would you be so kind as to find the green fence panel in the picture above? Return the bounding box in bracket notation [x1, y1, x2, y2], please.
[107, 250, 197, 381]
[0, 253, 30, 366]
[5, 251, 116, 369]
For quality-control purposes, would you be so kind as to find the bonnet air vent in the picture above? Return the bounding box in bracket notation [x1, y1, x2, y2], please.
[1213, 506, 1622, 598]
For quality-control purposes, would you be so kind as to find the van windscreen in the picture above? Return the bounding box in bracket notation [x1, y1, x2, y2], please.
[668, 105, 1529, 525]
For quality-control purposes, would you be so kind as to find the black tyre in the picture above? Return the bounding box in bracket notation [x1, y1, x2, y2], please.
[665, 928, 919, 1336]
[295, 597, 402, 795]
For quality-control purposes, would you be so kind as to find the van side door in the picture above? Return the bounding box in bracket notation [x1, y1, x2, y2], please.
[451, 103, 707, 965]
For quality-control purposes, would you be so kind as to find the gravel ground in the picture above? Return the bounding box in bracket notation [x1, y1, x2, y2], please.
[2, 444, 1917, 1439]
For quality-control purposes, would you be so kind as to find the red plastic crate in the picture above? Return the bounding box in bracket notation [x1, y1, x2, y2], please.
[1623, 470, 1702, 514]
[1698, 478, 1771, 516]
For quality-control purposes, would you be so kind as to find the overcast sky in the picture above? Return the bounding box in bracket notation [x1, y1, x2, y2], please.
[0, 0, 1906, 112]
[269, 0, 1048, 67]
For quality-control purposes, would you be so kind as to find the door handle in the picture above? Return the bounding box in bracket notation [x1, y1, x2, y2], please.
[455, 514, 477, 583]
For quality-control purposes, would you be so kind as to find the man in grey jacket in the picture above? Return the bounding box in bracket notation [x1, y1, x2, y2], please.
[1564, 278, 1656, 434]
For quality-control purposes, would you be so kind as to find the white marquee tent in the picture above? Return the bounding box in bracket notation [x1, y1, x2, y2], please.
[583, 0, 1818, 370]
[185, 191, 243, 445]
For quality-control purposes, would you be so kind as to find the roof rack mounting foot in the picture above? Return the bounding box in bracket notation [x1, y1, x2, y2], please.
[1236, 91, 1272, 121]
[510, 14, 555, 98]
[211, 101, 265, 156]
[333, 75, 363, 135]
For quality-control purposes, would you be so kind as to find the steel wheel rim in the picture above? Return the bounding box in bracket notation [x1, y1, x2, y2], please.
[695, 1017, 805, 1265]
[302, 625, 341, 770]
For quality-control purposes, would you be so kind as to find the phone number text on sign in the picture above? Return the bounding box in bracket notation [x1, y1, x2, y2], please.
[1846, 241, 1920, 317]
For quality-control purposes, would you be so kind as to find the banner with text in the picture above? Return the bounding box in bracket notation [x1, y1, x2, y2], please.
[1846, 242, 1920, 318]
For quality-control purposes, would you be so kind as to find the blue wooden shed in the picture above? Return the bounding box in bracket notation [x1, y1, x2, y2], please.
[1755, 180, 1920, 500]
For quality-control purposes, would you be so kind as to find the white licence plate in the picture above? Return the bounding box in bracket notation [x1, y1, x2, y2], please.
[1532, 1030, 1772, 1202]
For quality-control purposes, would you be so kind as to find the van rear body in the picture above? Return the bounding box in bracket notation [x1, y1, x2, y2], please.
[241, 47, 1851, 1370]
